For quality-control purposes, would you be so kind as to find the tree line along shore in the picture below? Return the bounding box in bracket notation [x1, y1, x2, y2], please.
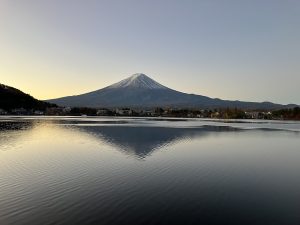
[1, 106, 299, 120]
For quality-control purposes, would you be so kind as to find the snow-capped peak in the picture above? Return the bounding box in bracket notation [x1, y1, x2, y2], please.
[109, 73, 167, 89]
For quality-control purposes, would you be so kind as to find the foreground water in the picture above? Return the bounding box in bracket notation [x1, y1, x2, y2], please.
[0, 116, 300, 225]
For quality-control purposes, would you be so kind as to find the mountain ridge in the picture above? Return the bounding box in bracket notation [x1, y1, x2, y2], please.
[0, 83, 55, 111]
[109, 73, 167, 90]
[47, 74, 298, 110]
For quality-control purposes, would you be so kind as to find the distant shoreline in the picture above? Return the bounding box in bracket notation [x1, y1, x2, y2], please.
[1, 114, 300, 122]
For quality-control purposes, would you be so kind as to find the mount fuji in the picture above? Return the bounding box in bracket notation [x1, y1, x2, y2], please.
[47, 73, 296, 109]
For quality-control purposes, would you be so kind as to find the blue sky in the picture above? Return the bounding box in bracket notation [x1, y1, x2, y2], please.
[1, 0, 299, 104]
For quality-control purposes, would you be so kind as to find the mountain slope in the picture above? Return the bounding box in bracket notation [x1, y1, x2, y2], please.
[0, 84, 54, 110]
[47, 73, 297, 110]
[109, 73, 167, 89]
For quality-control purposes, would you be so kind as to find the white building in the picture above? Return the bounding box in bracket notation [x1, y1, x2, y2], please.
[97, 109, 110, 116]
[116, 108, 133, 116]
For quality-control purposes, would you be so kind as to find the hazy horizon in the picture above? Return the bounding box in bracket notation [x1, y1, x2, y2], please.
[1, 0, 299, 104]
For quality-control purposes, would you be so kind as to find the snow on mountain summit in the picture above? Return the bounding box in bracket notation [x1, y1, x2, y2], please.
[48, 73, 295, 110]
[109, 73, 167, 89]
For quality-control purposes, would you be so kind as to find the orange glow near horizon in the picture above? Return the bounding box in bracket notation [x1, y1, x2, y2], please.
[1, 1, 299, 104]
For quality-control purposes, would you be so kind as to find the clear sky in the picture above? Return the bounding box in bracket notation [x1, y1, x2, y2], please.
[1, 0, 299, 104]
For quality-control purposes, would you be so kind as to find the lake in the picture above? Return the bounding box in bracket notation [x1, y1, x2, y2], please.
[0, 116, 300, 225]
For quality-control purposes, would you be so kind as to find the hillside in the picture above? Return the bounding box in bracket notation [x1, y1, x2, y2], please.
[0, 84, 54, 111]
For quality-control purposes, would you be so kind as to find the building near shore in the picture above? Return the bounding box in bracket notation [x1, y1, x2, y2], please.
[0, 109, 7, 115]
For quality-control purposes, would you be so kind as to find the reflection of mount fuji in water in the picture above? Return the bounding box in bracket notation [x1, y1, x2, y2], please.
[77, 126, 240, 158]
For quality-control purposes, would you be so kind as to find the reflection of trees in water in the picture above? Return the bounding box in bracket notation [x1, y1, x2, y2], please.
[0, 121, 35, 151]
[77, 125, 242, 158]
[0, 121, 33, 131]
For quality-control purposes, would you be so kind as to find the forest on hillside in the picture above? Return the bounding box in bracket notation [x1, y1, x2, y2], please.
[0, 84, 55, 111]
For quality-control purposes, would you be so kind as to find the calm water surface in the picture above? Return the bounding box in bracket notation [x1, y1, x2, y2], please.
[0, 116, 300, 225]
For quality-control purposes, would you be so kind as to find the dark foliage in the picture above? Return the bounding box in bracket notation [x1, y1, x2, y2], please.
[272, 107, 300, 120]
[70, 107, 97, 116]
[0, 84, 55, 111]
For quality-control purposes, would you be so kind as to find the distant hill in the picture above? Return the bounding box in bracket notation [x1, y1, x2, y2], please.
[0, 83, 55, 111]
[48, 73, 297, 110]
